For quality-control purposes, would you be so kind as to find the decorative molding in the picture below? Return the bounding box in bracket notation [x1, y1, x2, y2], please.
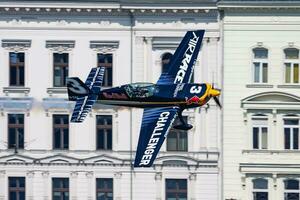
[37, 154, 80, 165]
[90, 41, 119, 53]
[272, 174, 277, 189]
[46, 40, 75, 52]
[245, 84, 273, 88]
[41, 171, 49, 177]
[0, 97, 33, 115]
[3, 87, 30, 96]
[47, 87, 67, 95]
[0, 170, 5, 177]
[2, 39, 31, 51]
[277, 84, 300, 89]
[241, 174, 246, 190]
[42, 98, 74, 115]
[114, 172, 122, 179]
[241, 91, 300, 110]
[70, 171, 78, 178]
[85, 171, 94, 178]
[0, 154, 35, 164]
[155, 172, 162, 180]
[26, 171, 35, 178]
[82, 154, 124, 165]
[152, 37, 180, 49]
[189, 172, 197, 181]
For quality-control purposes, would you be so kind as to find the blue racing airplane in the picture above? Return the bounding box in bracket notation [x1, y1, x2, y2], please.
[67, 30, 221, 167]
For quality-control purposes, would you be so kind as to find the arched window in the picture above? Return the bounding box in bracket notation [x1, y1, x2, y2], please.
[252, 115, 268, 150]
[161, 52, 173, 73]
[252, 48, 268, 83]
[252, 178, 268, 200]
[284, 48, 300, 84]
[284, 179, 299, 200]
[283, 115, 299, 150]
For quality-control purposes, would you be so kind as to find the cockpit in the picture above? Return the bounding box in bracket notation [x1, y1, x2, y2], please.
[124, 83, 157, 98]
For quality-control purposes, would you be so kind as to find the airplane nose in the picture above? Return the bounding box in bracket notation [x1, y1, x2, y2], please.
[209, 88, 220, 97]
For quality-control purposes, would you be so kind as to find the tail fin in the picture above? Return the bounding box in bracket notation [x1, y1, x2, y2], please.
[67, 78, 91, 101]
[68, 67, 105, 123]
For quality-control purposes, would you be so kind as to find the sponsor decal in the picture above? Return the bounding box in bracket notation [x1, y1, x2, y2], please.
[103, 92, 128, 99]
[186, 95, 201, 105]
[174, 32, 199, 84]
[173, 83, 185, 97]
[139, 112, 170, 166]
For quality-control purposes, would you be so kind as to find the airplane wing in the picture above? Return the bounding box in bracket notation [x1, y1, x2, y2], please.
[157, 30, 205, 85]
[134, 107, 179, 167]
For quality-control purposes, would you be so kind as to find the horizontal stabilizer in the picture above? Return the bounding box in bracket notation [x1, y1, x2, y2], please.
[70, 67, 105, 123]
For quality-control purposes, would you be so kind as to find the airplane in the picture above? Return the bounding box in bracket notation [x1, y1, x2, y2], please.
[66, 30, 221, 167]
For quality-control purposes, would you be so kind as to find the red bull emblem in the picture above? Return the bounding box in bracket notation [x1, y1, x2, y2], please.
[186, 95, 201, 105]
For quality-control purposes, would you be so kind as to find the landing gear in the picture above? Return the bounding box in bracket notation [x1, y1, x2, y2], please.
[173, 108, 193, 130]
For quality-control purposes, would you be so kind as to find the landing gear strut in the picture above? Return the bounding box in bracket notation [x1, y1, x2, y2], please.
[173, 108, 193, 130]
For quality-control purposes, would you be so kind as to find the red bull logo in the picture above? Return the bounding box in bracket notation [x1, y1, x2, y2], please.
[186, 95, 201, 105]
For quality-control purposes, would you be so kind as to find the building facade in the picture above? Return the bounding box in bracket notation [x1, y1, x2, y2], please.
[0, 1, 222, 200]
[220, 1, 300, 200]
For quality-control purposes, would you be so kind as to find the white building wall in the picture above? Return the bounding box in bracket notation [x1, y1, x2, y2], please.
[222, 5, 300, 200]
[0, 1, 221, 200]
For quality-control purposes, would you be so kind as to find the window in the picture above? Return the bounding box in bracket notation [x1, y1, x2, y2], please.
[96, 178, 113, 200]
[53, 53, 69, 87]
[252, 117, 268, 149]
[52, 178, 69, 200]
[9, 177, 25, 200]
[284, 118, 299, 150]
[284, 179, 299, 200]
[167, 116, 188, 151]
[97, 54, 112, 87]
[253, 178, 268, 200]
[252, 48, 268, 83]
[8, 114, 24, 149]
[284, 48, 299, 84]
[162, 52, 173, 73]
[96, 115, 112, 150]
[165, 179, 187, 200]
[53, 115, 69, 150]
[9, 52, 25, 86]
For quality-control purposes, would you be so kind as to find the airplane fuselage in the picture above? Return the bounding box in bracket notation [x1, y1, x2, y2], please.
[97, 83, 212, 108]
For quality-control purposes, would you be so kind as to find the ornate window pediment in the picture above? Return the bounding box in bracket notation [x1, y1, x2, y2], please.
[83, 154, 123, 165]
[2, 39, 31, 52]
[46, 40, 75, 52]
[90, 41, 119, 53]
[152, 37, 180, 49]
[241, 92, 300, 110]
[156, 155, 198, 166]
[0, 154, 35, 164]
[37, 154, 79, 164]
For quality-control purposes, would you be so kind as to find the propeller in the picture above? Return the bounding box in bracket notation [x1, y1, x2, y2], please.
[213, 96, 222, 109]
[210, 83, 222, 109]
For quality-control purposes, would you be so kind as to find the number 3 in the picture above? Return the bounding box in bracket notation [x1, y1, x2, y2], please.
[190, 86, 202, 94]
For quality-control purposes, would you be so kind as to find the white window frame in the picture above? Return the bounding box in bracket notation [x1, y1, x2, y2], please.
[283, 117, 300, 150]
[252, 178, 269, 200]
[252, 116, 268, 150]
[284, 48, 300, 84]
[284, 179, 300, 200]
[284, 61, 299, 84]
[252, 48, 268, 83]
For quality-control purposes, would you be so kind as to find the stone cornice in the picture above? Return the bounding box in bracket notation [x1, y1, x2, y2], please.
[218, 1, 300, 10]
[0, 1, 217, 15]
